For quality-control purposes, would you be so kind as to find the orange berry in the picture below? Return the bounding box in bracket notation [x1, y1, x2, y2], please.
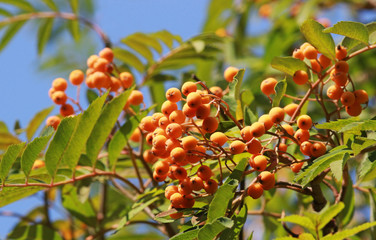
[166, 88, 182, 102]
[181, 82, 197, 96]
[170, 192, 184, 207]
[240, 126, 253, 141]
[259, 171, 275, 190]
[169, 205, 183, 219]
[161, 101, 178, 116]
[293, 70, 309, 85]
[253, 155, 268, 171]
[153, 171, 167, 182]
[246, 139, 262, 154]
[334, 61, 349, 73]
[204, 179, 218, 194]
[300, 141, 312, 156]
[335, 45, 347, 60]
[165, 185, 179, 199]
[303, 46, 318, 59]
[281, 124, 294, 136]
[46, 116, 61, 130]
[224, 66, 239, 82]
[294, 129, 310, 143]
[169, 110, 185, 124]
[181, 136, 198, 150]
[197, 165, 212, 181]
[346, 103, 362, 117]
[292, 48, 304, 61]
[93, 57, 109, 72]
[230, 140, 246, 154]
[186, 146, 203, 164]
[32, 159, 45, 170]
[291, 162, 304, 173]
[48, 88, 56, 98]
[181, 194, 195, 208]
[158, 116, 170, 129]
[190, 176, 204, 191]
[178, 178, 193, 195]
[250, 122, 265, 138]
[182, 103, 197, 118]
[119, 72, 134, 88]
[202, 117, 219, 133]
[297, 115, 312, 130]
[166, 138, 181, 152]
[310, 59, 322, 73]
[258, 4, 271, 18]
[170, 147, 186, 163]
[143, 150, 158, 164]
[87, 55, 99, 68]
[284, 103, 299, 117]
[354, 89, 369, 104]
[153, 135, 167, 150]
[152, 113, 164, 127]
[196, 104, 211, 119]
[52, 78, 68, 91]
[300, 42, 312, 51]
[186, 92, 202, 109]
[210, 132, 228, 147]
[99, 47, 114, 62]
[145, 133, 153, 145]
[341, 91, 355, 106]
[327, 84, 343, 100]
[258, 114, 273, 131]
[173, 166, 188, 180]
[51, 91, 67, 105]
[319, 54, 332, 69]
[330, 69, 348, 86]
[260, 77, 278, 96]
[310, 142, 326, 157]
[166, 123, 183, 139]
[247, 182, 264, 199]
[109, 77, 122, 92]
[140, 116, 156, 132]
[86, 68, 95, 76]
[69, 70, 84, 85]
[269, 107, 285, 124]
[154, 160, 170, 176]
[92, 72, 111, 89]
[278, 143, 288, 152]
[209, 86, 223, 98]
[85, 75, 95, 88]
[60, 104, 74, 117]
[128, 90, 144, 106]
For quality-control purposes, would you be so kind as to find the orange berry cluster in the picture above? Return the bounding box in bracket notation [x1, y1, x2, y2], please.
[46, 47, 142, 130]
[292, 43, 368, 117]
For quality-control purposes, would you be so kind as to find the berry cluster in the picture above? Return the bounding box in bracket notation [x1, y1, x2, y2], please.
[46, 47, 144, 129]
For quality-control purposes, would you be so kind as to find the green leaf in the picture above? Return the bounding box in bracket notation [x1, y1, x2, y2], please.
[151, 30, 180, 49]
[45, 116, 80, 178]
[224, 157, 248, 184]
[295, 146, 352, 187]
[25, 106, 54, 141]
[0, 186, 44, 207]
[122, 37, 154, 62]
[86, 90, 132, 165]
[279, 215, 315, 232]
[21, 128, 53, 177]
[198, 217, 234, 240]
[61, 93, 108, 170]
[0, 0, 34, 12]
[207, 179, 238, 223]
[318, 202, 344, 230]
[244, 106, 258, 126]
[37, 18, 54, 55]
[300, 19, 336, 60]
[271, 57, 308, 76]
[0, 20, 26, 52]
[321, 221, 376, 240]
[126, 32, 163, 54]
[338, 176, 354, 226]
[86, 89, 99, 104]
[352, 137, 376, 156]
[330, 159, 344, 181]
[272, 78, 287, 108]
[41, 0, 58, 11]
[220, 204, 248, 240]
[0, 8, 12, 17]
[234, 69, 245, 121]
[359, 151, 376, 182]
[8, 224, 63, 240]
[148, 81, 165, 113]
[61, 184, 97, 226]
[0, 132, 21, 150]
[0, 121, 9, 133]
[170, 227, 200, 240]
[315, 118, 360, 132]
[369, 189, 376, 236]
[108, 111, 148, 169]
[0, 143, 25, 183]
[113, 47, 145, 72]
[69, 0, 78, 13]
[323, 21, 369, 45]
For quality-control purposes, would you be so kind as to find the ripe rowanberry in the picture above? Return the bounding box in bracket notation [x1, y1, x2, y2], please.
[260, 77, 278, 96]
[166, 88, 182, 102]
[293, 70, 309, 85]
[224, 66, 239, 82]
[297, 115, 312, 130]
[247, 182, 264, 199]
